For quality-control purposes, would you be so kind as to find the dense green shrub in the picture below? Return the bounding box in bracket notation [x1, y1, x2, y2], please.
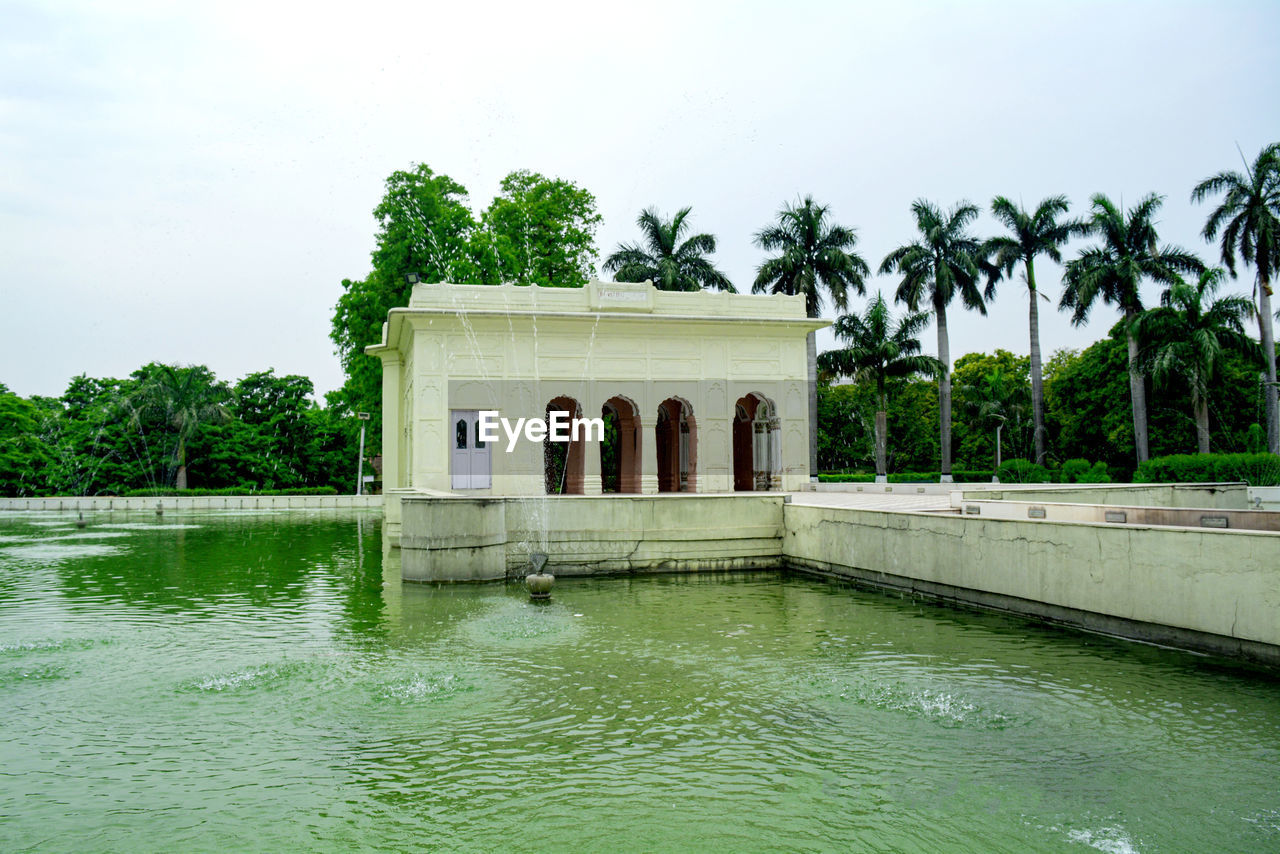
[1059, 458, 1111, 483]
[1134, 453, 1280, 486]
[119, 486, 340, 497]
[995, 458, 1051, 483]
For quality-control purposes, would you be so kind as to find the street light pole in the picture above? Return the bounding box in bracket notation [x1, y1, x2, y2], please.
[992, 415, 1006, 483]
[355, 412, 371, 496]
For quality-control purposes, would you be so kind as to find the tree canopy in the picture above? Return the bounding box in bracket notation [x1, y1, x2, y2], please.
[330, 164, 603, 438]
[752, 196, 868, 318]
[603, 207, 735, 292]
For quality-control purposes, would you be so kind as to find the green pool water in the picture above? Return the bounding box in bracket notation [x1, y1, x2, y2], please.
[1, 511, 1277, 852]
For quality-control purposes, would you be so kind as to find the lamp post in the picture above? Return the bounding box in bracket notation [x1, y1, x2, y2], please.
[355, 412, 371, 496]
[991, 414, 1007, 483]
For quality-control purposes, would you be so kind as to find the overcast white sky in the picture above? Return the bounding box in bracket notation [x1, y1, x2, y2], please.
[3, 0, 1278, 401]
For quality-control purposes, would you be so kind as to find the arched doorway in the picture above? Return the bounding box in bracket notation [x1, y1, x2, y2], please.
[601, 396, 641, 494]
[656, 397, 696, 492]
[544, 396, 584, 494]
[734, 393, 779, 491]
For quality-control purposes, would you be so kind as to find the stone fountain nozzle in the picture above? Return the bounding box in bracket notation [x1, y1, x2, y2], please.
[525, 551, 553, 600]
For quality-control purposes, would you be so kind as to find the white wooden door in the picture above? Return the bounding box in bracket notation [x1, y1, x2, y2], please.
[450, 410, 491, 490]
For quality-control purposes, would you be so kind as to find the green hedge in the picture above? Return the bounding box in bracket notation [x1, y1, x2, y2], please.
[118, 486, 340, 497]
[995, 459, 1051, 483]
[1060, 458, 1112, 483]
[818, 470, 995, 483]
[1134, 453, 1280, 486]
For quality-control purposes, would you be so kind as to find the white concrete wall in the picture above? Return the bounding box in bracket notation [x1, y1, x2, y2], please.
[950, 496, 1280, 531]
[0, 495, 383, 512]
[784, 503, 1280, 666]
[398, 494, 786, 582]
[1251, 486, 1280, 511]
[966, 483, 1251, 509]
[818, 482, 995, 495]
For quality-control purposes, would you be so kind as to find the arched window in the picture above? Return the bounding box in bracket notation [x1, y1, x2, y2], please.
[734, 393, 779, 491]
[656, 398, 696, 492]
[544, 396, 584, 494]
[601, 395, 641, 494]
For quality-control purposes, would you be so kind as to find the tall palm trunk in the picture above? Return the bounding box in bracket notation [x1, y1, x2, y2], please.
[175, 436, 188, 491]
[935, 294, 952, 480]
[875, 381, 888, 481]
[1259, 270, 1278, 455]
[1026, 257, 1046, 465]
[1193, 391, 1211, 454]
[807, 330, 819, 479]
[1125, 308, 1150, 464]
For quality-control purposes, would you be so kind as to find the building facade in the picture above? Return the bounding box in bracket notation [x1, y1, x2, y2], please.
[366, 279, 826, 497]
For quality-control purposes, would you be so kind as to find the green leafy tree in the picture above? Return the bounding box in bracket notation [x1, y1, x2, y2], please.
[603, 207, 735, 292]
[952, 350, 1032, 468]
[1059, 193, 1204, 464]
[43, 375, 144, 495]
[231, 370, 320, 487]
[958, 366, 1030, 473]
[986, 195, 1087, 464]
[754, 196, 870, 477]
[1135, 268, 1260, 453]
[0, 385, 53, 496]
[880, 199, 992, 480]
[128, 364, 230, 489]
[480, 170, 602, 287]
[818, 293, 940, 479]
[815, 382, 873, 471]
[330, 164, 480, 435]
[1191, 142, 1280, 454]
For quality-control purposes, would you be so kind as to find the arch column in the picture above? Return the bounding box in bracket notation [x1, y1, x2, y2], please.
[639, 416, 659, 494]
[583, 432, 603, 495]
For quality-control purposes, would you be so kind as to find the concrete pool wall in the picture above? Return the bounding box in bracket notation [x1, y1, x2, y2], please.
[0, 495, 383, 512]
[399, 494, 786, 582]
[783, 502, 1280, 667]
[395, 490, 1280, 666]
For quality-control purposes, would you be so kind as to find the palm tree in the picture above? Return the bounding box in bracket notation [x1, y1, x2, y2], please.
[753, 196, 870, 477]
[1060, 193, 1204, 464]
[1135, 268, 1259, 453]
[129, 364, 229, 490]
[603, 207, 735, 292]
[1191, 143, 1280, 454]
[959, 367, 1030, 475]
[986, 195, 1087, 465]
[817, 293, 941, 480]
[880, 199, 992, 481]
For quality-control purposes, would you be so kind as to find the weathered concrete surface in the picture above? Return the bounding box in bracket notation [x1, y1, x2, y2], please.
[1252, 486, 1280, 511]
[398, 493, 785, 582]
[950, 496, 1280, 531]
[504, 494, 785, 577]
[967, 483, 1251, 509]
[790, 491, 954, 512]
[816, 481, 994, 495]
[0, 495, 382, 512]
[401, 497, 507, 582]
[783, 503, 1280, 666]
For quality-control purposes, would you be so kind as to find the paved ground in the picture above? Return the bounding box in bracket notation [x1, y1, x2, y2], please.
[785, 491, 955, 512]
